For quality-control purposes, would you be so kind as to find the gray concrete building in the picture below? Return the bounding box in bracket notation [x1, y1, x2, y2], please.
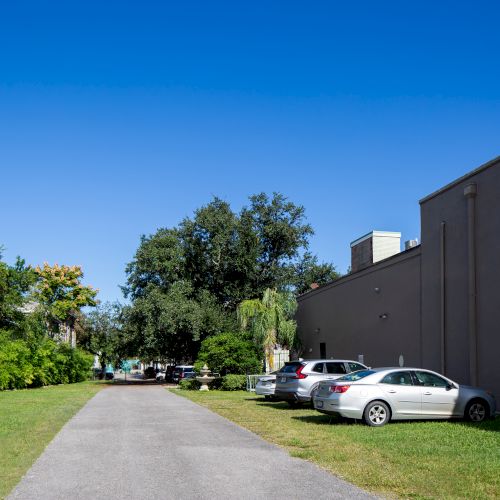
[296, 156, 500, 401]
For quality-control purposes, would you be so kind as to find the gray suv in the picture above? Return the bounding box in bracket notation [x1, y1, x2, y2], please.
[275, 359, 368, 406]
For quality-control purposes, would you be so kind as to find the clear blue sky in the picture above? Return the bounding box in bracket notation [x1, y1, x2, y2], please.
[1, 1, 499, 303]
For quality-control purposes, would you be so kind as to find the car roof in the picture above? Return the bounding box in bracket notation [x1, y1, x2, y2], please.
[370, 367, 444, 372]
[288, 359, 365, 363]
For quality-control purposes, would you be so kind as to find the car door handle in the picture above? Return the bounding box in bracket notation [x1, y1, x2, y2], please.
[388, 390, 397, 393]
[424, 392, 432, 395]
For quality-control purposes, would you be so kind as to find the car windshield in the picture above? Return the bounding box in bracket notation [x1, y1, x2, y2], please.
[335, 370, 375, 382]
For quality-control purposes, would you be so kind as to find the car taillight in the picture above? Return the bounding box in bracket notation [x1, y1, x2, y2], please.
[179, 372, 184, 379]
[293, 365, 308, 379]
[329, 384, 350, 393]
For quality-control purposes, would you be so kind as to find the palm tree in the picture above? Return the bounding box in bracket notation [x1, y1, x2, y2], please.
[237, 288, 297, 373]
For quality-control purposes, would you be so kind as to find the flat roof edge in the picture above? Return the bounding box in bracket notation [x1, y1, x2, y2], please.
[419, 156, 500, 204]
[350, 230, 401, 247]
[298, 245, 421, 301]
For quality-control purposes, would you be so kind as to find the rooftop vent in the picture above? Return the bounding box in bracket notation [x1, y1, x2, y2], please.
[404, 239, 419, 250]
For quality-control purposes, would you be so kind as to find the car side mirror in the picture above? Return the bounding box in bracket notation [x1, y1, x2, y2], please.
[446, 383, 455, 391]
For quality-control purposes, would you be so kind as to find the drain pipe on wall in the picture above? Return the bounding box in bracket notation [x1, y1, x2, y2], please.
[464, 183, 478, 386]
[440, 221, 446, 375]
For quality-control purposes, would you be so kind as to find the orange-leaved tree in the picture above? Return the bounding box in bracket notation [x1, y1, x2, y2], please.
[33, 263, 98, 345]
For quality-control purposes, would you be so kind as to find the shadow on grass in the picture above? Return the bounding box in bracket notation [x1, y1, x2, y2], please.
[255, 401, 299, 411]
[454, 416, 500, 433]
[106, 379, 166, 386]
[291, 414, 357, 426]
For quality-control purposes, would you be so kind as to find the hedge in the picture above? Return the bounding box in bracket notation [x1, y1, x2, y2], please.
[220, 374, 247, 391]
[178, 374, 247, 391]
[0, 335, 93, 390]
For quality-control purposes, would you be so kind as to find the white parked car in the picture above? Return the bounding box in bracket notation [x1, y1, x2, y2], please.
[313, 367, 497, 426]
[255, 371, 278, 399]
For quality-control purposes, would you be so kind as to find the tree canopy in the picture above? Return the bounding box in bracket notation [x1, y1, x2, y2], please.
[122, 192, 338, 363]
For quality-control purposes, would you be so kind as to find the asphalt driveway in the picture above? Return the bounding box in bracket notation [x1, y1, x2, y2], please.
[9, 385, 376, 500]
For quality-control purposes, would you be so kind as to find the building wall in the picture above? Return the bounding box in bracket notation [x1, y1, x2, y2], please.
[297, 156, 500, 401]
[297, 248, 421, 368]
[420, 157, 500, 396]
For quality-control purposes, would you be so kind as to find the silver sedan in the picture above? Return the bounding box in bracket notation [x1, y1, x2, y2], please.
[313, 367, 497, 426]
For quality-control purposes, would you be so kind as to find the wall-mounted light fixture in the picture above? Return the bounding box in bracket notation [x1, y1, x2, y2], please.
[379, 313, 389, 319]
[314, 327, 321, 334]
[374, 287, 381, 293]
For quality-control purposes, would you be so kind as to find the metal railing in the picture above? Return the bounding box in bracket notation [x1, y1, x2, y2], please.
[246, 374, 265, 392]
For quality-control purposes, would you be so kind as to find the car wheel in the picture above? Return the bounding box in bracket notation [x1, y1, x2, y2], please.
[363, 401, 390, 427]
[310, 386, 319, 407]
[465, 399, 488, 422]
[287, 400, 302, 408]
[264, 395, 271, 400]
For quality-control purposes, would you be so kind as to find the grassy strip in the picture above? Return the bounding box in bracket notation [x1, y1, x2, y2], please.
[175, 390, 500, 499]
[0, 381, 103, 499]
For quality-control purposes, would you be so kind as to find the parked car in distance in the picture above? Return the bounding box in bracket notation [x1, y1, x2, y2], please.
[143, 366, 157, 379]
[104, 364, 114, 380]
[172, 365, 194, 383]
[165, 365, 176, 382]
[255, 371, 279, 399]
[275, 359, 368, 406]
[313, 367, 497, 427]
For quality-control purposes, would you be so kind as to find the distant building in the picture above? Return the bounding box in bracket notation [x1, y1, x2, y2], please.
[296, 156, 500, 402]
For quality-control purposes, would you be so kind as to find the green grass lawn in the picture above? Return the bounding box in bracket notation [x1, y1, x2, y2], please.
[175, 390, 500, 499]
[0, 382, 103, 499]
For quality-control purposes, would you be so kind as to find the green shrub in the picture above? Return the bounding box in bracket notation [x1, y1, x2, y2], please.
[29, 338, 58, 387]
[209, 377, 223, 390]
[0, 335, 33, 390]
[195, 332, 262, 376]
[179, 378, 201, 390]
[220, 374, 247, 391]
[0, 332, 93, 390]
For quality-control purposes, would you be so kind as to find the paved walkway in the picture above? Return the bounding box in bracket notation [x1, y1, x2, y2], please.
[9, 385, 377, 500]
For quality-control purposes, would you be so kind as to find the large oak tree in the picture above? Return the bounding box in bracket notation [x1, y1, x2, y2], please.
[122, 192, 338, 362]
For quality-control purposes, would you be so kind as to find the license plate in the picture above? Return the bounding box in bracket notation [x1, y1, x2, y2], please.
[281, 377, 287, 383]
[316, 400, 324, 409]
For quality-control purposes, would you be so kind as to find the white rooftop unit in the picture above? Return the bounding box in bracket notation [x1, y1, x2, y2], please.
[350, 230, 401, 272]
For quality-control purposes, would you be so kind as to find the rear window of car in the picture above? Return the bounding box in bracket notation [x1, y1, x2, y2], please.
[281, 362, 303, 373]
[335, 370, 375, 382]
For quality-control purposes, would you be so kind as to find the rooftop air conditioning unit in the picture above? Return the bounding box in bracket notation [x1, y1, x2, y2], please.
[404, 239, 419, 250]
